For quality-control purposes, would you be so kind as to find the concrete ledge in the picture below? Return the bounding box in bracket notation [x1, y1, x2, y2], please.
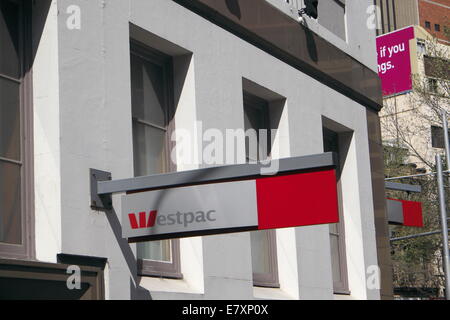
[253, 286, 296, 300]
[139, 276, 204, 296]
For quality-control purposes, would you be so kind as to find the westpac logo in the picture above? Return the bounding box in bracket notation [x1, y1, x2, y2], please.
[128, 210, 217, 229]
[128, 211, 158, 229]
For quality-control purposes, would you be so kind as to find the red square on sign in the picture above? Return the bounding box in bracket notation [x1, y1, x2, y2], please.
[255, 169, 340, 230]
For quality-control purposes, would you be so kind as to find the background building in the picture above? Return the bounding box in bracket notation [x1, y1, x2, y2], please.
[0, 0, 391, 300]
[375, 0, 450, 300]
[374, 0, 449, 44]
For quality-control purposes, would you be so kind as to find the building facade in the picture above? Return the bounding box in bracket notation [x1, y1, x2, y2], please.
[0, 0, 392, 300]
[375, 0, 449, 44]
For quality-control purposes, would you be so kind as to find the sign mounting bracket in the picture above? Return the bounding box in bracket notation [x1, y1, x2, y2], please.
[90, 169, 113, 211]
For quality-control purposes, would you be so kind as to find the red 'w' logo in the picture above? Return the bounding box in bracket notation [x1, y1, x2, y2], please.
[128, 211, 157, 229]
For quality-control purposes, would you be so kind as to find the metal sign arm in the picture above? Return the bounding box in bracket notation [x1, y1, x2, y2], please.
[390, 229, 450, 242]
[90, 152, 338, 210]
[385, 181, 421, 193]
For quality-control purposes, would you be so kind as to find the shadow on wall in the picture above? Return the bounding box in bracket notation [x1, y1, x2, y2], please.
[225, 0, 241, 20]
[105, 207, 152, 300]
[31, 0, 51, 71]
[302, 20, 318, 63]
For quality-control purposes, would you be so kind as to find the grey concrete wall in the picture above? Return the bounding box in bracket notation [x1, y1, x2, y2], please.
[57, 0, 136, 299]
[31, 0, 381, 300]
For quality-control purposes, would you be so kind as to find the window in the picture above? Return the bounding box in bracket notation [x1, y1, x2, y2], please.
[428, 78, 438, 94]
[435, 24, 440, 32]
[383, 145, 409, 167]
[244, 92, 279, 288]
[130, 41, 181, 279]
[417, 40, 427, 55]
[424, 55, 450, 80]
[425, 21, 431, 29]
[431, 126, 449, 149]
[0, 0, 33, 259]
[323, 127, 349, 294]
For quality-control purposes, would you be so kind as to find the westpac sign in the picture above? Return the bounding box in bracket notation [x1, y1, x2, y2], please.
[122, 168, 339, 242]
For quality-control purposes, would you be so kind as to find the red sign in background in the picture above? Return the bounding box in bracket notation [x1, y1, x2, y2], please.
[388, 198, 424, 228]
[376, 27, 415, 96]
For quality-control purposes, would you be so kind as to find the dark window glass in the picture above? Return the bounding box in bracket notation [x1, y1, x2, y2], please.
[0, 1, 20, 79]
[132, 54, 171, 263]
[0, 0, 33, 260]
[131, 54, 166, 128]
[0, 77, 20, 160]
[323, 128, 339, 155]
[435, 24, 440, 32]
[431, 126, 449, 149]
[0, 161, 21, 244]
[131, 42, 181, 279]
[425, 21, 431, 29]
[243, 93, 270, 162]
[424, 55, 450, 80]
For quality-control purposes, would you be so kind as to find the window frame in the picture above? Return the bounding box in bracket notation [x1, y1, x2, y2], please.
[130, 40, 182, 279]
[251, 229, 279, 288]
[243, 91, 280, 288]
[0, 0, 34, 260]
[323, 127, 349, 295]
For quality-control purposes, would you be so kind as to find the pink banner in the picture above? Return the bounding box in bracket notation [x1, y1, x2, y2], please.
[376, 27, 415, 96]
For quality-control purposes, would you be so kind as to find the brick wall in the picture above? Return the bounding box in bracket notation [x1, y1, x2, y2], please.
[419, 0, 450, 43]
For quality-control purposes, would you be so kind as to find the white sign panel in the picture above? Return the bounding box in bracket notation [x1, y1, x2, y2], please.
[122, 180, 259, 240]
